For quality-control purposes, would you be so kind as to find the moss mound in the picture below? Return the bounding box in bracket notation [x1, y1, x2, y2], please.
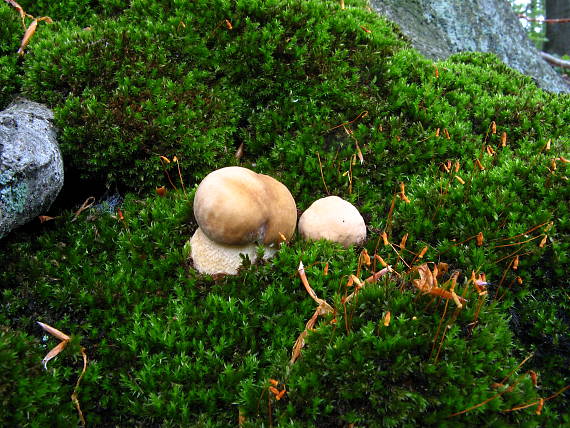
[0, 0, 568, 426]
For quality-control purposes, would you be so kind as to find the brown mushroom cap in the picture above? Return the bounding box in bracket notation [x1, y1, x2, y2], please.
[298, 196, 366, 248]
[193, 167, 297, 246]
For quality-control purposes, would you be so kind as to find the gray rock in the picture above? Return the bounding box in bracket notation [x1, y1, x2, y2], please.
[0, 98, 63, 238]
[370, 0, 570, 93]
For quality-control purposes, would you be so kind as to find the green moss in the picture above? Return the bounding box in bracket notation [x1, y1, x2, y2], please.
[1, 0, 569, 425]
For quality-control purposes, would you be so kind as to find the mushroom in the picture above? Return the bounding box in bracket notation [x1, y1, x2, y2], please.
[298, 196, 366, 248]
[190, 167, 296, 275]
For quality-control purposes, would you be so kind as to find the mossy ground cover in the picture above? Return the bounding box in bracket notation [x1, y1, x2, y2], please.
[1, 0, 568, 426]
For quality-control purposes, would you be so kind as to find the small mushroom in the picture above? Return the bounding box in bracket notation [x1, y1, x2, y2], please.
[298, 196, 366, 248]
[190, 167, 296, 275]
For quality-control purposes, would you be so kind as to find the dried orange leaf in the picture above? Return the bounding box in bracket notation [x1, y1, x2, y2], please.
[486, 145, 496, 156]
[539, 235, 548, 248]
[269, 379, 279, 386]
[18, 18, 38, 56]
[399, 182, 411, 203]
[360, 249, 371, 266]
[491, 121, 497, 134]
[41, 340, 68, 369]
[156, 186, 167, 197]
[474, 158, 485, 171]
[536, 398, 544, 415]
[38, 321, 71, 341]
[435, 128, 440, 137]
[399, 233, 408, 249]
[545, 139, 551, 151]
[225, 19, 233, 30]
[350, 274, 363, 288]
[381, 231, 389, 246]
[38, 215, 55, 223]
[323, 262, 329, 276]
[476, 232, 484, 246]
[444, 128, 450, 140]
[512, 255, 519, 270]
[501, 132, 507, 147]
[529, 370, 538, 387]
[383, 311, 391, 327]
[374, 254, 388, 267]
[159, 155, 170, 163]
[418, 246, 428, 259]
[454, 161, 460, 172]
[455, 175, 465, 184]
[436, 262, 449, 277]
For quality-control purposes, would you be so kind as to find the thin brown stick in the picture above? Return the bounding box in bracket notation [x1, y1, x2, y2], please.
[174, 158, 187, 197]
[499, 354, 534, 386]
[492, 234, 543, 249]
[389, 243, 411, 269]
[448, 383, 517, 417]
[316, 152, 330, 195]
[327, 111, 368, 132]
[71, 347, 88, 427]
[490, 221, 550, 243]
[431, 299, 449, 359]
[503, 385, 570, 413]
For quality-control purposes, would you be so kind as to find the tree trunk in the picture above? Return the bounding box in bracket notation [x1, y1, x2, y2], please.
[544, 0, 570, 55]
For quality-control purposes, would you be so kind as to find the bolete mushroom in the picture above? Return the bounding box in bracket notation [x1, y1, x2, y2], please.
[190, 167, 297, 275]
[298, 196, 366, 248]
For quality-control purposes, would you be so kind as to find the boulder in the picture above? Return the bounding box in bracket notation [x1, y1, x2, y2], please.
[0, 98, 63, 238]
[370, 0, 570, 93]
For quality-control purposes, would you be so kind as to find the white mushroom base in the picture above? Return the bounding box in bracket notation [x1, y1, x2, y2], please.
[190, 227, 276, 275]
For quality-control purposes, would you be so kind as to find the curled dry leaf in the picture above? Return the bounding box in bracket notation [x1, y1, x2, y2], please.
[156, 186, 167, 197]
[38, 215, 56, 223]
[412, 263, 466, 307]
[41, 340, 68, 370]
[37, 321, 71, 369]
[37, 321, 70, 341]
[17, 16, 53, 56]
